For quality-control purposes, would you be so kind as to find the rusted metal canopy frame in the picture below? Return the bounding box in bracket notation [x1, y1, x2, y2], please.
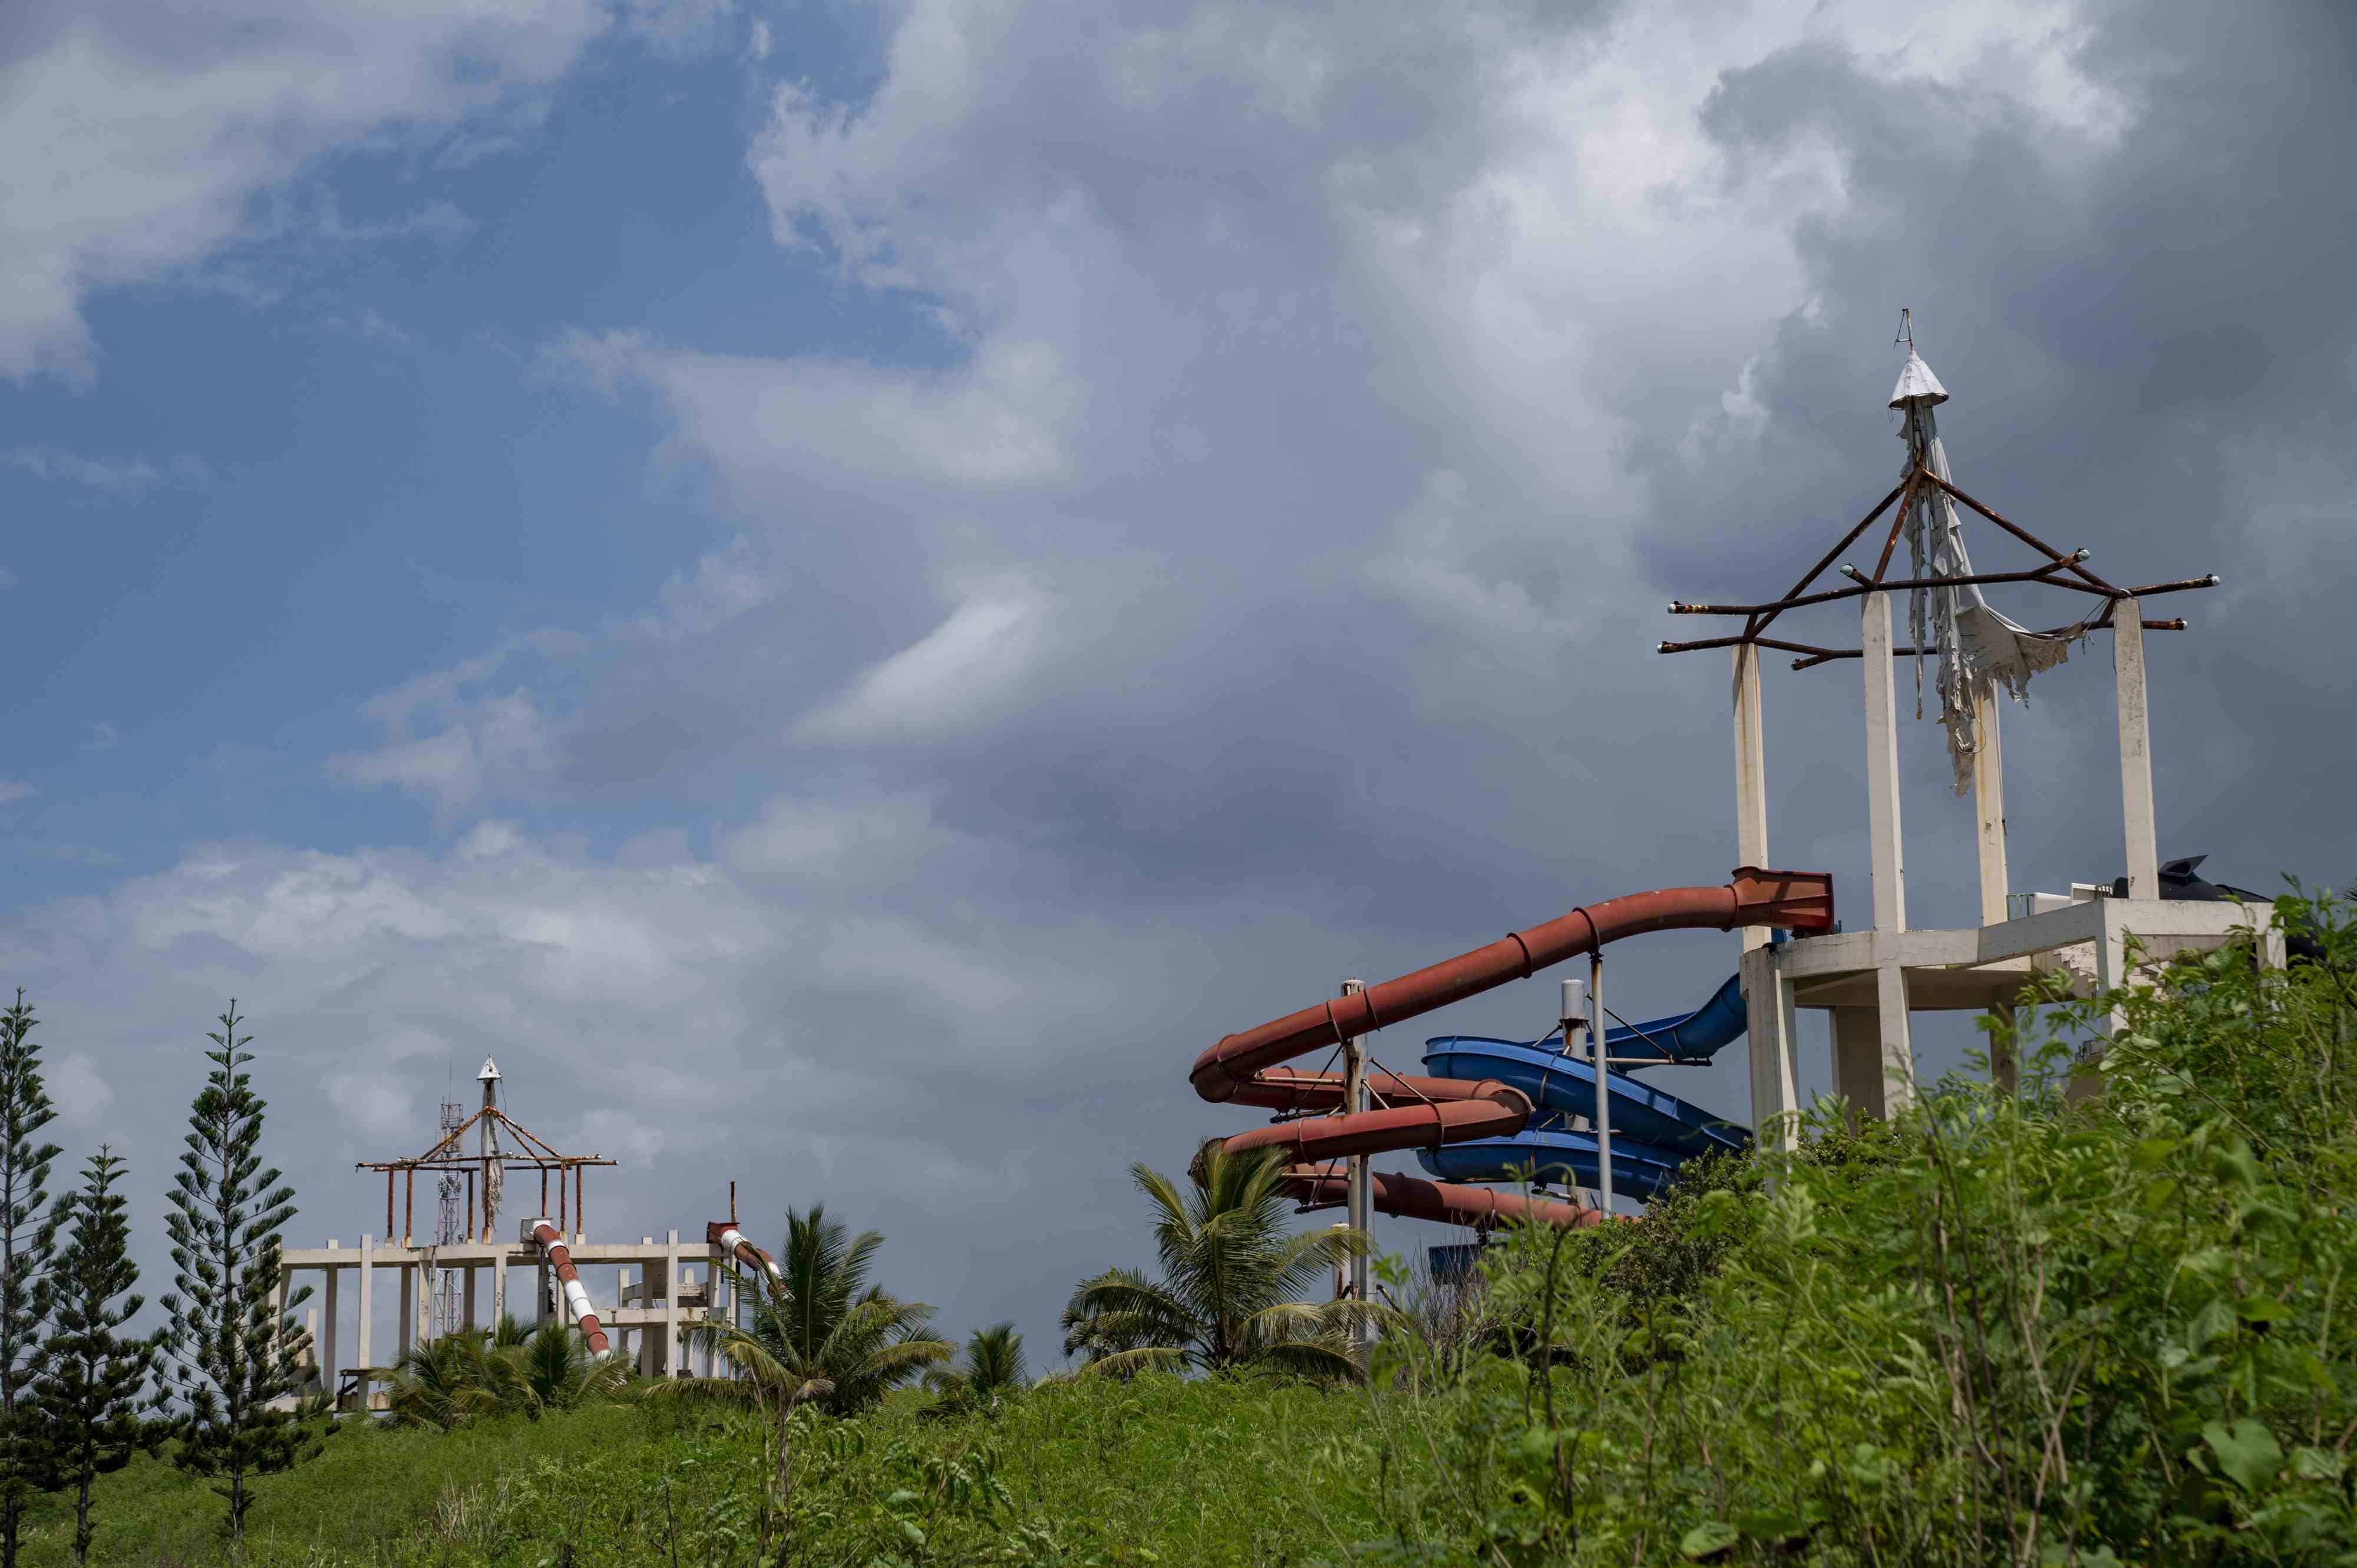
[358, 1105, 616, 1245]
[1662, 461, 2217, 666]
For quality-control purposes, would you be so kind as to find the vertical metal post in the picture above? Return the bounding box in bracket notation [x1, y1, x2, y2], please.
[1588, 956, 1612, 1214]
[1339, 978, 1370, 1336]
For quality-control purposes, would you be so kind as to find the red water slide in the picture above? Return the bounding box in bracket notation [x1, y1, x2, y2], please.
[707, 1220, 785, 1285]
[1193, 868, 1833, 1230]
[525, 1219, 612, 1354]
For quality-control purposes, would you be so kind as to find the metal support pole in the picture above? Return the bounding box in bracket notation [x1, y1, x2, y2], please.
[1588, 957, 1612, 1214]
[1339, 978, 1370, 1336]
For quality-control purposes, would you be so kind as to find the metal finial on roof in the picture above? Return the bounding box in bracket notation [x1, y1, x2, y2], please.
[477, 1057, 501, 1081]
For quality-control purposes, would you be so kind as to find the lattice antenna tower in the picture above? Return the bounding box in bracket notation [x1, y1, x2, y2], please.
[433, 1095, 466, 1336]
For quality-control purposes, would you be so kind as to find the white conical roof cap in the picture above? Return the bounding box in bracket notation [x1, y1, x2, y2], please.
[478, 1056, 502, 1081]
[1889, 351, 1949, 408]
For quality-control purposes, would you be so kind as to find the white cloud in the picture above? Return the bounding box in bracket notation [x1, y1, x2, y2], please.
[0, 781, 34, 806]
[326, 1071, 417, 1142]
[0, 0, 742, 382]
[795, 578, 1057, 744]
[333, 670, 559, 813]
[570, 1108, 666, 1168]
[48, 1052, 114, 1125]
[1, 446, 209, 499]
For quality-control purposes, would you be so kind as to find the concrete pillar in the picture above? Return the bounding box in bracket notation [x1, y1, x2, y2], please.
[463, 1266, 478, 1335]
[397, 1262, 414, 1361]
[356, 1238, 374, 1409]
[2114, 598, 2160, 900]
[662, 1233, 681, 1377]
[1988, 1005, 2018, 1097]
[1741, 944, 1800, 1150]
[1732, 643, 1771, 953]
[1972, 685, 2008, 926]
[322, 1262, 340, 1394]
[492, 1250, 507, 1332]
[1861, 593, 1907, 934]
[1861, 593, 1914, 1108]
[1830, 1008, 1882, 1121]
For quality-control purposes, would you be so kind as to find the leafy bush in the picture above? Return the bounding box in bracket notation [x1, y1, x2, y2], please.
[1364, 892, 2357, 1565]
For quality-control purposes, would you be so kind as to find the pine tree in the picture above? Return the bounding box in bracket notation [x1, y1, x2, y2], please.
[160, 1003, 316, 1543]
[36, 1149, 163, 1563]
[0, 992, 61, 1568]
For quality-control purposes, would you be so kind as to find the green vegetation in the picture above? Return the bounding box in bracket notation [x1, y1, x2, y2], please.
[33, 1150, 161, 1563]
[159, 1003, 316, 1543]
[1355, 891, 2357, 1564]
[1061, 1141, 1375, 1378]
[923, 1323, 1029, 1415]
[378, 1319, 627, 1430]
[12, 896, 2357, 1566]
[0, 990, 62, 1568]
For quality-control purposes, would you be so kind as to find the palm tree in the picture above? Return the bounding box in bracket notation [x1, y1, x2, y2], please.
[1062, 1143, 1379, 1379]
[516, 1319, 628, 1414]
[923, 1322, 1027, 1415]
[375, 1334, 523, 1429]
[374, 1319, 622, 1428]
[674, 1207, 950, 1543]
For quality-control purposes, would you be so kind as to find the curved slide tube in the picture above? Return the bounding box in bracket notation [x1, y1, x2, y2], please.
[707, 1221, 785, 1285]
[1421, 1036, 1749, 1163]
[1587, 971, 1748, 1068]
[1193, 869, 1833, 1230]
[524, 1219, 612, 1355]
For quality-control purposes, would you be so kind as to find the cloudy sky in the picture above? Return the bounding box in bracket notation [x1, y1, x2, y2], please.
[3, 0, 2351, 1361]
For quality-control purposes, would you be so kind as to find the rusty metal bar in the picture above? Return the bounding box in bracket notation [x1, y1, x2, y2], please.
[404, 1168, 414, 1247]
[385, 1172, 394, 1239]
[1671, 560, 2088, 618]
[1746, 476, 1912, 639]
[1914, 468, 2122, 595]
[1869, 470, 1922, 583]
[1790, 618, 2185, 670]
[2122, 574, 2219, 598]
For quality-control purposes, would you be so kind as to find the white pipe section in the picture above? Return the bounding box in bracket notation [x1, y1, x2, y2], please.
[523, 1218, 611, 1354]
[715, 1225, 784, 1283]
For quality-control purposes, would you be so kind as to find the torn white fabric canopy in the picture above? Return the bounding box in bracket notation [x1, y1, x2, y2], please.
[1889, 352, 2089, 793]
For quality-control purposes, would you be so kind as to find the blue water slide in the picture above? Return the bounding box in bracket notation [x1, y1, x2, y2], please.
[1600, 972, 1747, 1068]
[1414, 973, 1752, 1200]
[1418, 1125, 1694, 1203]
[1421, 1036, 1750, 1163]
